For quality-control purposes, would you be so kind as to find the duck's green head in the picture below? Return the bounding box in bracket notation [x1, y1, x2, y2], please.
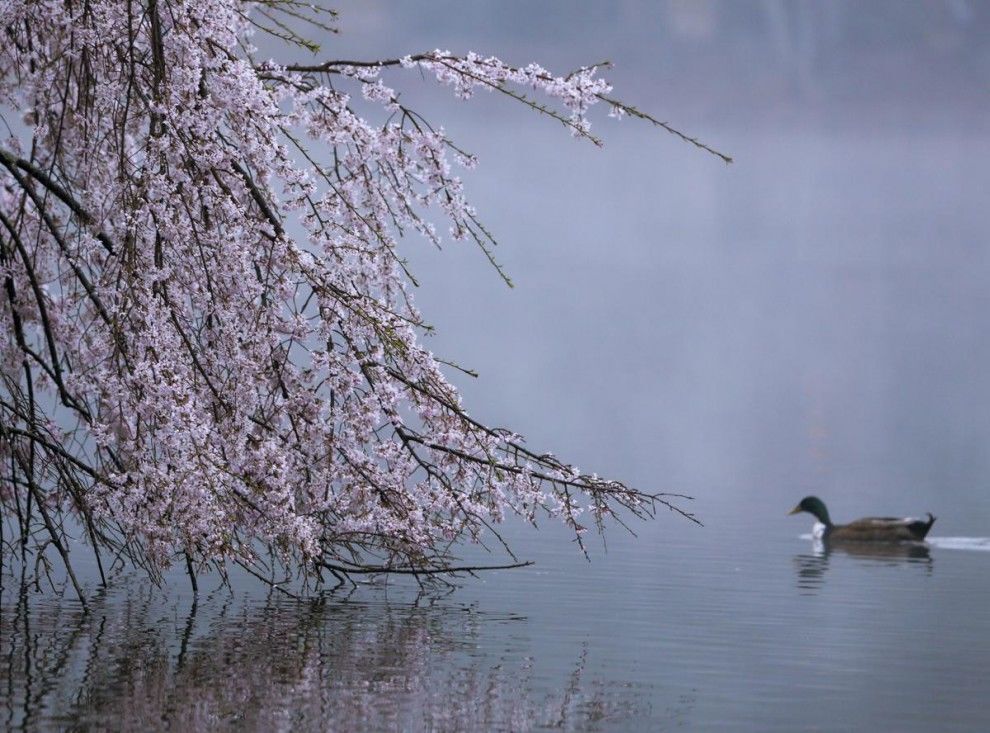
[788, 496, 832, 526]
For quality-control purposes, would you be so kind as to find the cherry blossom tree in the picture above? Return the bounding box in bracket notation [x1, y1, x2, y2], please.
[0, 2, 719, 603]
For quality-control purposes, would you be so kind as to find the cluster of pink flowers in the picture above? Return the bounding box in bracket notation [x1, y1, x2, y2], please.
[0, 1, 689, 592]
[399, 51, 611, 138]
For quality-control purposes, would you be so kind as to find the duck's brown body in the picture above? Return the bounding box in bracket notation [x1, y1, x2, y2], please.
[789, 496, 936, 543]
[826, 514, 936, 542]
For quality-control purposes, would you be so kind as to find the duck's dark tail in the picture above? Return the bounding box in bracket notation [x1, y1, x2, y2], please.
[911, 512, 936, 540]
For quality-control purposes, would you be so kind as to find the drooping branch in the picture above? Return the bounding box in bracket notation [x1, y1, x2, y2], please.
[0, 0, 707, 596]
[275, 51, 732, 162]
[0, 149, 118, 256]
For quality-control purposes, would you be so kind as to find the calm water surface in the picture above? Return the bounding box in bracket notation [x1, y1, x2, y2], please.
[4, 508, 990, 731]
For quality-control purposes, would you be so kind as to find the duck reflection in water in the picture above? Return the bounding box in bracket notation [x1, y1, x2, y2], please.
[794, 538, 933, 594]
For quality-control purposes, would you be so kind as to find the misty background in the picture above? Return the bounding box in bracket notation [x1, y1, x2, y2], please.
[307, 1, 990, 539]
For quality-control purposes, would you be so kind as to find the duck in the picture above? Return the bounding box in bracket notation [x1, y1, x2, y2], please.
[788, 496, 935, 542]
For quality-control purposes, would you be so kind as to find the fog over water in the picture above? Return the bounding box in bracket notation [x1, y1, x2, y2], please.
[320, 1, 990, 528]
[5, 2, 990, 730]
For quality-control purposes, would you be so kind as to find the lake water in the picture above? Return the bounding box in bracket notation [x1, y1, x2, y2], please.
[4, 505, 990, 731]
[4, 124, 990, 730]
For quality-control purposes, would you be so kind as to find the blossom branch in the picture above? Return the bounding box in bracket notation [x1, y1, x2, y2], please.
[0, 1, 707, 598]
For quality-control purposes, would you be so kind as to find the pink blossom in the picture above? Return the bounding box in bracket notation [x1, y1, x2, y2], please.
[0, 1, 704, 599]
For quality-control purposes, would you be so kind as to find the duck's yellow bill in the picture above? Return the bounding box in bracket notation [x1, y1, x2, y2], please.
[787, 506, 802, 515]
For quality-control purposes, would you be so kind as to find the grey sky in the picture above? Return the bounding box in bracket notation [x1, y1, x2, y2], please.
[291, 2, 990, 530]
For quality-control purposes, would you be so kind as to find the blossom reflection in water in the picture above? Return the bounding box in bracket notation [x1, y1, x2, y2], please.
[1, 582, 658, 731]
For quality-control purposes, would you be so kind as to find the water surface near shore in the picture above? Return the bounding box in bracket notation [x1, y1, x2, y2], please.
[4, 507, 989, 731]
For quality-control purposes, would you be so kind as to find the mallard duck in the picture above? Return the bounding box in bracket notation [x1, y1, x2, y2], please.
[788, 496, 935, 542]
